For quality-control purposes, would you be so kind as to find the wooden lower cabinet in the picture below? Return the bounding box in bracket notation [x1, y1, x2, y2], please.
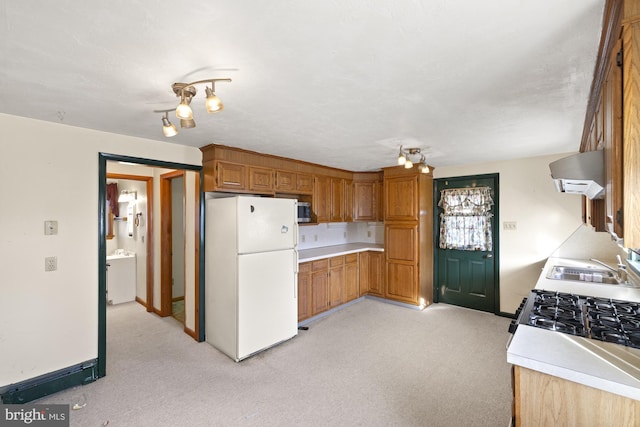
[368, 251, 384, 297]
[343, 253, 359, 302]
[298, 251, 374, 321]
[513, 366, 640, 426]
[297, 262, 312, 322]
[311, 259, 329, 316]
[328, 256, 344, 308]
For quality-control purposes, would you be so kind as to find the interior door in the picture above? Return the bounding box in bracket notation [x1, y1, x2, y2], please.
[434, 174, 499, 313]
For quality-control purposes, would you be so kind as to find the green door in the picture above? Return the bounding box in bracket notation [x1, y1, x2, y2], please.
[434, 174, 499, 313]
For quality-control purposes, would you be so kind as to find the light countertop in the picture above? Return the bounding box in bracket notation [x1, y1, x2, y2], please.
[298, 243, 383, 262]
[507, 256, 640, 400]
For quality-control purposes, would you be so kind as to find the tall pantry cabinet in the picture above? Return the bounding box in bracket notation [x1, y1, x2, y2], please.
[383, 166, 434, 306]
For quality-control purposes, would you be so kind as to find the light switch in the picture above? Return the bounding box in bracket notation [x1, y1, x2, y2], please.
[44, 220, 58, 235]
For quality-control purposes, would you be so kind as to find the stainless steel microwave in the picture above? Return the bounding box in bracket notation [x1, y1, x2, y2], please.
[297, 202, 311, 223]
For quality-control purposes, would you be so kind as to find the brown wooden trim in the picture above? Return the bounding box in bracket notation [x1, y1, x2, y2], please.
[107, 173, 154, 313]
[172, 296, 185, 302]
[192, 172, 201, 340]
[581, 0, 623, 152]
[160, 171, 184, 317]
[135, 296, 147, 307]
[183, 325, 197, 340]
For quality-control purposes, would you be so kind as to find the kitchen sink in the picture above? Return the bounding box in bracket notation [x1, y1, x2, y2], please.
[546, 265, 621, 285]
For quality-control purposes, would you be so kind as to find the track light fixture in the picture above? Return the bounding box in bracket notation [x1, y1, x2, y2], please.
[154, 78, 231, 137]
[396, 146, 430, 174]
[172, 78, 231, 119]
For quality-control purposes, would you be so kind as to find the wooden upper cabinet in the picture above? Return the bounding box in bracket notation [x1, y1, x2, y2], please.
[215, 161, 246, 191]
[603, 38, 624, 240]
[275, 170, 313, 195]
[376, 180, 384, 221]
[330, 177, 345, 222]
[353, 181, 376, 221]
[296, 173, 314, 194]
[384, 175, 418, 221]
[314, 175, 331, 223]
[249, 166, 274, 193]
[344, 179, 353, 222]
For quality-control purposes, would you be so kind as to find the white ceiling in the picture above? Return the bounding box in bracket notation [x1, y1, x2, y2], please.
[0, 1, 604, 172]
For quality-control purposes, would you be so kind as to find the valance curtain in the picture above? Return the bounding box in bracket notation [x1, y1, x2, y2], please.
[438, 186, 493, 251]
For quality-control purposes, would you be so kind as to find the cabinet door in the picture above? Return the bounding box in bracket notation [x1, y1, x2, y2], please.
[369, 251, 384, 296]
[328, 256, 344, 307]
[343, 253, 359, 302]
[311, 259, 329, 315]
[376, 180, 384, 221]
[275, 170, 295, 192]
[298, 262, 312, 322]
[384, 175, 418, 221]
[249, 166, 274, 193]
[353, 181, 376, 221]
[344, 179, 354, 222]
[604, 39, 624, 239]
[314, 175, 331, 223]
[330, 177, 345, 222]
[358, 252, 370, 296]
[216, 161, 246, 191]
[296, 173, 314, 194]
[385, 224, 419, 304]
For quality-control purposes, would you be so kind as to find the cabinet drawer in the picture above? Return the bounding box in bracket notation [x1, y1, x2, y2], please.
[330, 256, 345, 267]
[312, 259, 328, 271]
[345, 253, 358, 264]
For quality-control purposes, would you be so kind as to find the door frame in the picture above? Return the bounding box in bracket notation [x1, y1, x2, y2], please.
[107, 173, 154, 313]
[98, 153, 204, 379]
[432, 173, 501, 315]
[160, 170, 185, 318]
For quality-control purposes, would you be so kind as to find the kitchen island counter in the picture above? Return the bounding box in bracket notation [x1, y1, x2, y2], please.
[298, 243, 383, 262]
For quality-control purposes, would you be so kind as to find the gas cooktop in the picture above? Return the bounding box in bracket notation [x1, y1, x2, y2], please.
[511, 289, 640, 349]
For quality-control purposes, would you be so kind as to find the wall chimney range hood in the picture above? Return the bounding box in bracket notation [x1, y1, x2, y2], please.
[549, 150, 604, 199]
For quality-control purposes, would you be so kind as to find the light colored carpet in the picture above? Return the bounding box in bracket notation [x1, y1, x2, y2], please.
[38, 298, 512, 426]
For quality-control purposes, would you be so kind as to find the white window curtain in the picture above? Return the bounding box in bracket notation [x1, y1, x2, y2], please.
[438, 187, 493, 251]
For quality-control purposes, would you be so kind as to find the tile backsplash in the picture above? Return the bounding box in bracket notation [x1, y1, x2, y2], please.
[297, 222, 384, 250]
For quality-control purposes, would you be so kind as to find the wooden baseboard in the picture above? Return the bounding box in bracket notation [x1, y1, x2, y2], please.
[135, 296, 147, 307]
[184, 325, 197, 340]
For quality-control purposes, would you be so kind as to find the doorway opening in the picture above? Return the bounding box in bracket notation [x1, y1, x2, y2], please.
[98, 153, 203, 379]
[433, 173, 500, 314]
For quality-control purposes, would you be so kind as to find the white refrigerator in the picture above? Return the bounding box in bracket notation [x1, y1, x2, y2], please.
[205, 196, 298, 361]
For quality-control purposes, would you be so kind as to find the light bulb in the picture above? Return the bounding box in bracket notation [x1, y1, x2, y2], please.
[404, 159, 413, 168]
[162, 116, 178, 137]
[205, 86, 224, 113]
[176, 101, 193, 120]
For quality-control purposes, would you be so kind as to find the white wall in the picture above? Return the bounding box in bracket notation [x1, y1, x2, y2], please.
[433, 153, 583, 313]
[0, 113, 201, 386]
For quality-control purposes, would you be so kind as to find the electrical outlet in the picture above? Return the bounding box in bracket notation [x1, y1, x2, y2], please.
[314, 235, 318, 242]
[45, 256, 57, 272]
[503, 221, 517, 231]
[343, 232, 347, 238]
[367, 231, 372, 238]
[301, 235, 306, 243]
[44, 220, 58, 235]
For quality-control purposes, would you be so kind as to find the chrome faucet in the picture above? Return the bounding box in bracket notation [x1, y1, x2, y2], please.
[589, 257, 628, 284]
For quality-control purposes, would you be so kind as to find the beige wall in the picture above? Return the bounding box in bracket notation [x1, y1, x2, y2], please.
[433, 153, 583, 313]
[0, 113, 201, 386]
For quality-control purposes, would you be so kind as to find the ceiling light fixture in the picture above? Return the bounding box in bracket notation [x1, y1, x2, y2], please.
[172, 78, 231, 117]
[396, 146, 430, 173]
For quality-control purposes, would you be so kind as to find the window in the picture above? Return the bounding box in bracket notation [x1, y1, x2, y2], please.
[438, 187, 493, 251]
